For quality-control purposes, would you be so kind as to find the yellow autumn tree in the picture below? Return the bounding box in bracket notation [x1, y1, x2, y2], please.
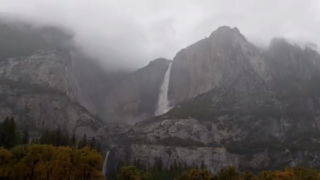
[216, 166, 239, 180]
[116, 166, 151, 180]
[19, 144, 47, 180]
[272, 168, 297, 180]
[258, 171, 276, 180]
[239, 171, 258, 180]
[39, 144, 56, 180]
[77, 146, 104, 180]
[175, 168, 215, 180]
[1, 144, 104, 180]
[51, 146, 73, 180]
[293, 167, 320, 180]
[0, 147, 12, 178]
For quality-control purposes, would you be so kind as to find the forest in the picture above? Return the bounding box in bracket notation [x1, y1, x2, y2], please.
[0, 117, 103, 180]
[112, 159, 320, 180]
[1, 117, 320, 180]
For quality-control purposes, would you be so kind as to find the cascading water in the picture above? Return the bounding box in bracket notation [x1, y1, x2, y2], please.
[102, 151, 110, 180]
[155, 62, 172, 116]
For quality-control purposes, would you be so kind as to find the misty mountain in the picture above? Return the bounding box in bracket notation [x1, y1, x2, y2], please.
[0, 18, 109, 140]
[0, 17, 171, 140]
[115, 26, 320, 173]
[2, 15, 320, 175]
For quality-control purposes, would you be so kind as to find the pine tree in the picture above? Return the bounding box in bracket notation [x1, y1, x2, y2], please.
[0, 117, 18, 148]
[183, 162, 188, 171]
[71, 133, 76, 147]
[78, 134, 87, 149]
[169, 163, 173, 173]
[55, 125, 62, 146]
[0, 117, 8, 146]
[9, 117, 18, 147]
[22, 129, 29, 144]
[157, 157, 163, 171]
[89, 137, 96, 150]
[97, 141, 101, 152]
[31, 138, 39, 144]
[201, 161, 205, 169]
[173, 160, 178, 172]
[39, 129, 49, 144]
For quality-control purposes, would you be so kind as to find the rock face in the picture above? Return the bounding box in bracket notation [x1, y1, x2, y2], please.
[104, 58, 171, 123]
[115, 26, 320, 173]
[3, 16, 320, 173]
[0, 19, 103, 138]
[168, 26, 261, 105]
[0, 17, 174, 140]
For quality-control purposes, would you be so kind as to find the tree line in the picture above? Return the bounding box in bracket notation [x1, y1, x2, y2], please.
[0, 117, 104, 180]
[0, 145, 103, 180]
[2, 117, 320, 180]
[0, 116, 101, 151]
[110, 156, 320, 180]
[114, 163, 320, 180]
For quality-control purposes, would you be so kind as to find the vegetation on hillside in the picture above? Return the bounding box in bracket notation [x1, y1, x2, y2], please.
[0, 145, 103, 180]
[109, 156, 320, 180]
[113, 162, 320, 180]
[1, 117, 320, 180]
[0, 117, 103, 180]
[0, 116, 101, 151]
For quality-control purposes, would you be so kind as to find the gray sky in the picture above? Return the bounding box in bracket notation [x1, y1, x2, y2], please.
[0, 0, 319, 70]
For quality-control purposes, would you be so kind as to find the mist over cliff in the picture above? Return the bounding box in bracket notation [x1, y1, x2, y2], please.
[0, 0, 319, 70]
[0, 0, 320, 177]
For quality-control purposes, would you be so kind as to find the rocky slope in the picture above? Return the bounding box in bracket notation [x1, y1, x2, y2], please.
[0, 19, 104, 138]
[114, 26, 320, 173]
[0, 17, 173, 140]
[168, 26, 262, 105]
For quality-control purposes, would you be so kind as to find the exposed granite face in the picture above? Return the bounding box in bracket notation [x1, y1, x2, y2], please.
[113, 26, 320, 173]
[0, 49, 102, 137]
[168, 26, 260, 105]
[0, 20, 103, 138]
[118, 114, 320, 173]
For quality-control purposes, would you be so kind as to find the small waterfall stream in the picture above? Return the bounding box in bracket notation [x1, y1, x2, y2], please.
[155, 62, 172, 116]
[102, 151, 110, 179]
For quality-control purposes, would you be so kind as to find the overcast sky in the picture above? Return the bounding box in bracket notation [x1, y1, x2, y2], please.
[0, 0, 319, 70]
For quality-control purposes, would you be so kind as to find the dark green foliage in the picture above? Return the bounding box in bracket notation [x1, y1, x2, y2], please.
[31, 138, 39, 144]
[0, 117, 19, 148]
[116, 166, 152, 180]
[111, 157, 320, 180]
[71, 133, 76, 147]
[78, 134, 87, 149]
[21, 129, 29, 144]
[89, 137, 96, 149]
[112, 157, 193, 180]
[97, 141, 101, 152]
[216, 166, 239, 180]
[0, 116, 102, 150]
[39, 126, 72, 146]
[201, 161, 206, 169]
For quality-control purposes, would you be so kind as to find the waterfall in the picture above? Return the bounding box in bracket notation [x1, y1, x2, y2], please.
[102, 151, 110, 180]
[155, 62, 172, 116]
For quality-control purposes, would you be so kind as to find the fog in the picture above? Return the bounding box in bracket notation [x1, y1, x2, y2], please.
[0, 0, 319, 70]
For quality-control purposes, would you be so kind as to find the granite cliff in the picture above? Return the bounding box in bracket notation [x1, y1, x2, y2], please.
[0, 18, 106, 138]
[2, 16, 320, 174]
[113, 26, 320, 173]
[0, 17, 173, 141]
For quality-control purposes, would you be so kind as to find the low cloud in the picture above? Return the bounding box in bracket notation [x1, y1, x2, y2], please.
[0, 0, 319, 70]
